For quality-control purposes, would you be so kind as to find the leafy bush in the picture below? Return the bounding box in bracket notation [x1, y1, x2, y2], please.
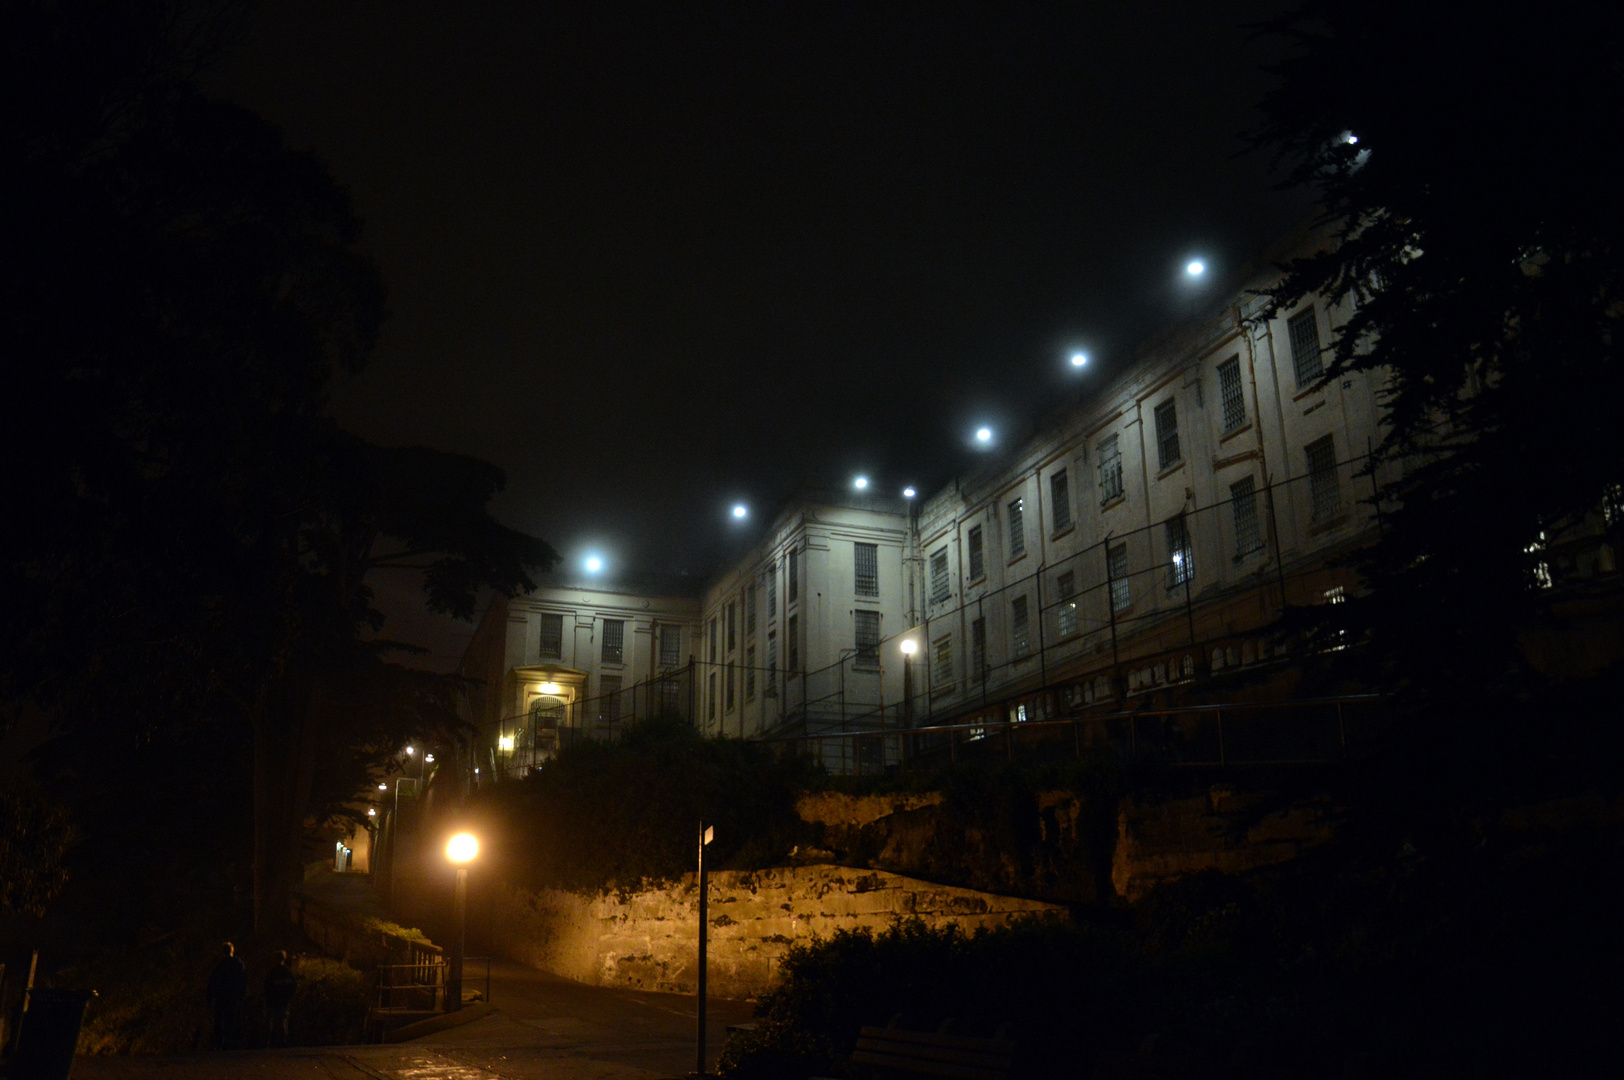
[474, 715, 823, 893]
[718, 917, 1148, 1079]
[288, 957, 370, 1046]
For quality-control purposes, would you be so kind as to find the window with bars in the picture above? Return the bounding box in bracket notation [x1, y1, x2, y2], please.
[766, 632, 778, 695]
[725, 661, 735, 711]
[745, 586, 757, 636]
[930, 548, 950, 604]
[601, 619, 625, 664]
[1154, 399, 1181, 470]
[1217, 356, 1246, 432]
[1166, 513, 1193, 586]
[600, 675, 622, 724]
[1107, 543, 1130, 612]
[1306, 435, 1340, 522]
[659, 626, 682, 667]
[1289, 308, 1324, 388]
[660, 677, 681, 712]
[971, 617, 986, 679]
[707, 672, 717, 721]
[1057, 570, 1078, 637]
[788, 548, 799, 603]
[967, 525, 985, 580]
[932, 634, 954, 686]
[745, 646, 756, 700]
[787, 615, 799, 670]
[708, 618, 718, 662]
[726, 602, 736, 652]
[767, 564, 777, 618]
[1050, 470, 1072, 532]
[1011, 596, 1030, 656]
[1230, 476, 1262, 556]
[1098, 434, 1124, 504]
[854, 610, 881, 669]
[1008, 497, 1026, 558]
[539, 613, 564, 660]
[854, 542, 879, 597]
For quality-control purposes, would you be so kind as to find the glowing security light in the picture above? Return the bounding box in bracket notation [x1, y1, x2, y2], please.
[1070, 352, 1088, 368]
[1345, 133, 1359, 144]
[1185, 259, 1206, 277]
[902, 487, 917, 498]
[404, 746, 415, 756]
[537, 681, 561, 695]
[854, 476, 869, 490]
[424, 754, 435, 764]
[732, 504, 747, 519]
[899, 639, 918, 656]
[367, 808, 377, 817]
[378, 783, 388, 791]
[584, 555, 603, 573]
[446, 832, 479, 865]
[975, 427, 992, 443]
[498, 734, 515, 752]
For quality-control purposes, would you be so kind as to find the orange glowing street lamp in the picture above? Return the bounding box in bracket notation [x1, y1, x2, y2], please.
[445, 832, 478, 1011]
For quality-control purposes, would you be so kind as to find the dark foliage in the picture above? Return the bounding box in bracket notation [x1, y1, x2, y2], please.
[1249, 3, 1624, 699]
[473, 716, 824, 894]
[0, 785, 75, 916]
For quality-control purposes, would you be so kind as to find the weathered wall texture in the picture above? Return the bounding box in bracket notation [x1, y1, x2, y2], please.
[1112, 786, 1339, 901]
[486, 864, 1063, 999]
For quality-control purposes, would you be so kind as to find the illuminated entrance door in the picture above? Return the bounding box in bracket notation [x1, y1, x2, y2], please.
[528, 697, 565, 765]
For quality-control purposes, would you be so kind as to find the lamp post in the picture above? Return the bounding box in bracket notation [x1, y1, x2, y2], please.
[899, 639, 917, 729]
[445, 832, 478, 1012]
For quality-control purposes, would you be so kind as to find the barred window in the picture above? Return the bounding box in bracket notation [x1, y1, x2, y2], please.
[726, 602, 736, 652]
[1098, 434, 1124, 504]
[766, 632, 778, 695]
[1218, 356, 1246, 432]
[1057, 570, 1078, 637]
[601, 619, 625, 664]
[660, 677, 681, 712]
[1166, 513, 1193, 586]
[932, 634, 954, 686]
[787, 615, 799, 670]
[600, 675, 622, 724]
[1306, 435, 1340, 522]
[539, 613, 564, 660]
[767, 563, 777, 618]
[788, 548, 799, 603]
[1011, 596, 1030, 656]
[971, 617, 987, 679]
[1230, 476, 1262, 556]
[930, 547, 950, 603]
[1050, 470, 1072, 532]
[1154, 399, 1181, 470]
[854, 542, 879, 597]
[745, 586, 757, 636]
[725, 661, 735, 711]
[708, 618, 718, 662]
[855, 610, 881, 668]
[659, 626, 682, 667]
[707, 672, 717, 721]
[1107, 543, 1130, 612]
[968, 525, 985, 580]
[1008, 497, 1026, 558]
[745, 645, 756, 700]
[1289, 308, 1324, 388]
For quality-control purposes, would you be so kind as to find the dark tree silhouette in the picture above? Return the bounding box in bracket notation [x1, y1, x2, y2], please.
[1251, 3, 1624, 700]
[1, 1, 555, 928]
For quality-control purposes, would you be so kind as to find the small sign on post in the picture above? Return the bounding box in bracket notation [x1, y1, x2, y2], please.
[697, 822, 715, 1076]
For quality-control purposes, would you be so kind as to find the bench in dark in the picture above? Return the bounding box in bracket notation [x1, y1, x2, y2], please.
[837, 1015, 1015, 1080]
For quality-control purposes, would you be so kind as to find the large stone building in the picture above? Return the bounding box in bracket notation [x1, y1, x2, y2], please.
[459, 229, 1410, 773]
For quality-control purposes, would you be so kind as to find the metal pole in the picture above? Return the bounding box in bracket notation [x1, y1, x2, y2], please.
[448, 867, 466, 1011]
[696, 823, 712, 1076]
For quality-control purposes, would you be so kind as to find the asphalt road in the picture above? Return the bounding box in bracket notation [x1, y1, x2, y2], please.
[68, 958, 759, 1080]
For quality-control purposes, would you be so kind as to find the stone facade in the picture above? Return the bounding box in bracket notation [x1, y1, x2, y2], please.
[485, 864, 1064, 1000]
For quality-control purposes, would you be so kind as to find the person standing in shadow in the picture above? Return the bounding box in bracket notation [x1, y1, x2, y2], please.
[206, 942, 247, 1050]
[264, 951, 297, 1048]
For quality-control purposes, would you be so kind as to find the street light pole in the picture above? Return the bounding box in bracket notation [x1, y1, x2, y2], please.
[445, 832, 478, 1012]
[696, 822, 714, 1075]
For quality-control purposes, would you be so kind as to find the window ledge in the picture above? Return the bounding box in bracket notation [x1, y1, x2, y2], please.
[1308, 512, 1350, 537]
[1218, 422, 1253, 445]
[1051, 523, 1075, 541]
[1292, 382, 1326, 403]
[1099, 494, 1126, 512]
[966, 574, 987, 588]
[1231, 545, 1267, 564]
[1007, 552, 1029, 567]
[1155, 460, 1186, 482]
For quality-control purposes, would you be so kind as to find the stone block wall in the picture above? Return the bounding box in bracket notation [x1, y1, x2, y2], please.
[486, 864, 1064, 999]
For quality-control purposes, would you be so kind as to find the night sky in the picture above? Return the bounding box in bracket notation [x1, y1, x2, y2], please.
[212, 1, 1312, 667]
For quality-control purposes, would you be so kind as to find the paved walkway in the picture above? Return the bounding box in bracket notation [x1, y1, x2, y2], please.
[69, 959, 758, 1080]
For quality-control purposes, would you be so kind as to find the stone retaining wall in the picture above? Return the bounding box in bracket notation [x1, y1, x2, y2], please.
[487, 864, 1064, 999]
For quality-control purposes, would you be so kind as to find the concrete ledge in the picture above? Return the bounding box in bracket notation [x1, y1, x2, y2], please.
[384, 1001, 498, 1043]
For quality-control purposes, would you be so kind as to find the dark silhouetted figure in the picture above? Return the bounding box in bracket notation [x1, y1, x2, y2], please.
[206, 942, 247, 1050]
[264, 951, 297, 1047]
